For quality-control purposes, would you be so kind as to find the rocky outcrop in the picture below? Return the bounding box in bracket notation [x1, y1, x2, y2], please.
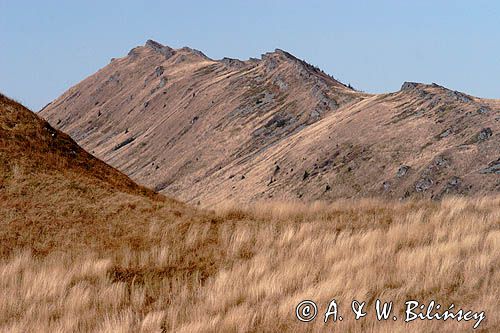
[396, 165, 410, 178]
[480, 158, 500, 174]
[478, 128, 493, 141]
[220, 57, 246, 69]
[400, 82, 420, 91]
[145, 39, 175, 59]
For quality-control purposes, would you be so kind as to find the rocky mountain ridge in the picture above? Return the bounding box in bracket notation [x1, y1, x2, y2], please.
[40, 40, 499, 205]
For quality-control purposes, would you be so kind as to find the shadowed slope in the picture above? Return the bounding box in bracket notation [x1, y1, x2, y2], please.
[0, 93, 155, 196]
[0, 94, 198, 257]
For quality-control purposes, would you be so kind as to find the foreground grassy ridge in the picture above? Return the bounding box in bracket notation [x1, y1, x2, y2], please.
[0, 194, 498, 332]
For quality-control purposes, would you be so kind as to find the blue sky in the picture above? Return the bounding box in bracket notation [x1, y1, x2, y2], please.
[1, 0, 499, 110]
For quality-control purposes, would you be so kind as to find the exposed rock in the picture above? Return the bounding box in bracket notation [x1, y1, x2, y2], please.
[158, 77, 167, 88]
[439, 128, 452, 139]
[260, 92, 275, 105]
[264, 57, 278, 71]
[435, 155, 449, 168]
[302, 170, 309, 181]
[175, 55, 187, 64]
[396, 165, 410, 178]
[480, 158, 500, 174]
[155, 66, 164, 77]
[310, 110, 321, 119]
[127, 47, 141, 58]
[478, 128, 492, 141]
[383, 181, 391, 191]
[448, 90, 472, 103]
[220, 57, 246, 69]
[312, 87, 338, 112]
[273, 48, 298, 61]
[179, 47, 209, 59]
[477, 107, 490, 114]
[39, 101, 53, 112]
[448, 176, 461, 187]
[113, 137, 135, 151]
[437, 176, 466, 197]
[108, 73, 120, 83]
[145, 40, 175, 59]
[400, 82, 420, 91]
[415, 177, 433, 192]
[273, 165, 280, 176]
[273, 76, 288, 91]
[43, 123, 57, 138]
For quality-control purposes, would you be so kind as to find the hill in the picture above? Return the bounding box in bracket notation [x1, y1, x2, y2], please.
[1, 94, 499, 331]
[40, 40, 499, 205]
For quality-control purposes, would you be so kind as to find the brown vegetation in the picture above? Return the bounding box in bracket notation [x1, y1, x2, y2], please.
[2, 95, 499, 332]
[1, 194, 499, 332]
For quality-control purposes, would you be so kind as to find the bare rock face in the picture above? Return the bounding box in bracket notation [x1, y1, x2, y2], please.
[415, 177, 433, 192]
[40, 41, 500, 204]
[145, 39, 175, 59]
[401, 82, 420, 91]
[481, 158, 500, 174]
[478, 128, 493, 141]
[220, 57, 246, 69]
[396, 165, 410, 178]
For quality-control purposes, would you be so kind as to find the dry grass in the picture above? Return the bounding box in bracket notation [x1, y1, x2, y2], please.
[0, 193, 498, 332]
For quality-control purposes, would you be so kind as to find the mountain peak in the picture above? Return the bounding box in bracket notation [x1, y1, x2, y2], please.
[178, 46, 210, 60]
[400, 81, 474, 103]
[144, 39, 175, 59]
[260, 48, 300, 65]
[400, 81, 425, 91]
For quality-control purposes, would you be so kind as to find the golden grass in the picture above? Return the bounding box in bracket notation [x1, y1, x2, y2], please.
[1, 191, 498, 332]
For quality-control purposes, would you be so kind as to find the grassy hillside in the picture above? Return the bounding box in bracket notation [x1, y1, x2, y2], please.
[0, 198, 498, 332]
[1, 94, 499, 332]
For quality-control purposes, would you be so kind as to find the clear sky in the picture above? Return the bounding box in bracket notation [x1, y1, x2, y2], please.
[1, 0, 499, 111]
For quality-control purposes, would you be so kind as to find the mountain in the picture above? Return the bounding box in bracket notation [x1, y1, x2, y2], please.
[40, 40, 500, 205]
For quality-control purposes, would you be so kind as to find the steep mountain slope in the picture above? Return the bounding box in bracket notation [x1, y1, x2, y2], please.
[0, 93, 154, 197]
[0, 92, 188, 255]
[41, 40, 499, 204]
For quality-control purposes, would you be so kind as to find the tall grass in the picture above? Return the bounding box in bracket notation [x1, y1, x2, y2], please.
[1, 194, 498, 332]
